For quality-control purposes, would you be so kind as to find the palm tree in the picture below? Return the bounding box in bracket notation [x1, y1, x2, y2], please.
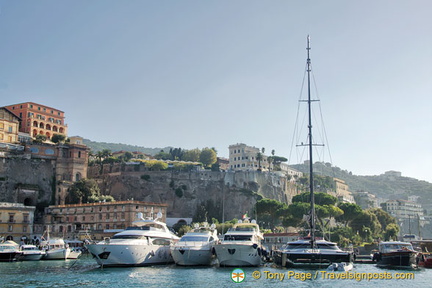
[256, 152, 263, 171]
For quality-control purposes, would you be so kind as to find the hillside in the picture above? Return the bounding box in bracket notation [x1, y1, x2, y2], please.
[291, 162, 432, 212]
[82, 138, 171, 156]
[81, 139, 432, 212]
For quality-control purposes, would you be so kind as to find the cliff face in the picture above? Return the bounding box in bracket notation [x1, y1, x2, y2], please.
[0, 156, 54, 206]
[94, 168, 297, 220]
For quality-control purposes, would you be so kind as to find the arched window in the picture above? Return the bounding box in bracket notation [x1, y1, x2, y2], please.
[39, 123, 44, 129]
[46, 124, 51, 130]
[59, 127, 64, 133]
[33, 121, 38, 127]
[53, 126, 58, 132]
[75, 173, 81, 181]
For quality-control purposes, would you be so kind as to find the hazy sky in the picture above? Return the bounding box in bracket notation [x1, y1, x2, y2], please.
[0, 1, 431, 183]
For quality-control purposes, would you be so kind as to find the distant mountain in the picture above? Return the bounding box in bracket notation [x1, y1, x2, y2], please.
[82, 138, 171, 156]
[291, 162, 432, 212]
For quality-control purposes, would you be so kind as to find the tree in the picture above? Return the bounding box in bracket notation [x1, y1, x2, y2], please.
[292, 192, 338, 206]
[33, 134, 47, 143]
[51, 134, 66, 144]
[182, 148, 201, 162]
[67, 179, 101, 204]
[384, 223, 400, 241]
[255, 199, 287, 230]
[199, 148, 217, 167]
[336, 202, 363, 226]
[256, 152, 263, 171]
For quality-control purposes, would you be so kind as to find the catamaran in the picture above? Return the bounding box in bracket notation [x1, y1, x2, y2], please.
[273, 36, 353, 268]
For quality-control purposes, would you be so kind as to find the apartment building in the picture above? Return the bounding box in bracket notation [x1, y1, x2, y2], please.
[0, 202, 35, 242]
[228, 143, 270, 171]
[0, 107, 20, 144]
[43, 200, 168, 240]
[4, 102, 67, 139]
[383, 199, 424, 219]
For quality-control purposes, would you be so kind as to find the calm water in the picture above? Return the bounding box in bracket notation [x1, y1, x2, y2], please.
[1, 255, 431, 288]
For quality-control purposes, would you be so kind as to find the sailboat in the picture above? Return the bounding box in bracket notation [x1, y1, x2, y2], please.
[273, 36, 354, 268]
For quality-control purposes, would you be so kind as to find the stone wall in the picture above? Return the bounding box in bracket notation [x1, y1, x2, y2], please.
[0, 156, 54, 206]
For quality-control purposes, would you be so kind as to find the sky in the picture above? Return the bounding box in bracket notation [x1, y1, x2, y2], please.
[0, 1, 431, 183]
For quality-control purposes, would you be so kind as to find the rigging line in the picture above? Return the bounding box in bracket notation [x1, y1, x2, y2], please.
[310, 65, 336, 178]
[288, 63, 308, 165]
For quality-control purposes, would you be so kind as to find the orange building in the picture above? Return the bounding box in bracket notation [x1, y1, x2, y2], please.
[4, 102, 67, 139]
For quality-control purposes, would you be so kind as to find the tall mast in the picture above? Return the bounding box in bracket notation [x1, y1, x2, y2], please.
[307, 35, 316, 249]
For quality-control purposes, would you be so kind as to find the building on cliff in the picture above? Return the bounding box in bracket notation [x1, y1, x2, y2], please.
[229, 143, 271, 171]
[4, 102, 67, 140]
[0, 202, 35, 242]
[0, 107, 21, 144]
[42, 200, 168, 240]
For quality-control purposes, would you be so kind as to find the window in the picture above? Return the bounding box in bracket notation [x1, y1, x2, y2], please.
[23, 215, 28, 223]
[106, 224, 110, 229]
[9, 214, 14, 223]
[8, 225, 13, 232]
[106, 213, 110, 220]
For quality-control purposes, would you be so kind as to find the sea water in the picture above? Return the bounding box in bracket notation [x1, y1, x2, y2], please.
[1, 255, 431, 288]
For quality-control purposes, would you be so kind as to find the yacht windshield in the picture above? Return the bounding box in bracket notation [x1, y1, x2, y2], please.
[180, 236, 209, 242]
[111, 235, 147, 240]
[224, 235, 252, 241]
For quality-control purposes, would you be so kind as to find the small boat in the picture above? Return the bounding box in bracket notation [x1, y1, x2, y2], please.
[19, 244, 45, 261]
[86, 212, 179, 267]
[214, 220, 266, 267]
[417, 253, 432, 268]
[41, 238, 71, 260]
[0, 241, 22, 262]
[327, 262, 354, 271]
[374, 241, 417, 268]
[171, 223, 219, 266]
[67, 249, 82, 259]
[272, 36, 353, 269]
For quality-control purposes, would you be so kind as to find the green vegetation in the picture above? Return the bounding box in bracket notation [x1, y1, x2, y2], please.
[66, 179, 114, 204]
[255, 194, 399, 247]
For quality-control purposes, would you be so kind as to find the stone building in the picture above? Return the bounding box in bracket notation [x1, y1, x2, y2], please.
[0, 202, 35, 242]
[4, 102, 67, 139]
[0, 107, 20, 144]
[43, 200, 168, 240]
[228, 143, 270, 171]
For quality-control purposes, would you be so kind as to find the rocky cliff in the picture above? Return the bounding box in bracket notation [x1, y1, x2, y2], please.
[91, 165, 297, 220]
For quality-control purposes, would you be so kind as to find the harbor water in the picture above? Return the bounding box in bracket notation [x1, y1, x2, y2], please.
[1, 256, 431, 288]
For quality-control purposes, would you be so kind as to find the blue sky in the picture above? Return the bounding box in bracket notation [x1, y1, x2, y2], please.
[0, 1, 431, 183]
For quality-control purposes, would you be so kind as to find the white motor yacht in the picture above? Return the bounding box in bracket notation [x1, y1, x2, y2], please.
[19, 244, 45, 261]
[171, 223, 219, 266]
[86, 212, 179, 267]
[214, 220, 266, 267]
[0, 241, 22, 262]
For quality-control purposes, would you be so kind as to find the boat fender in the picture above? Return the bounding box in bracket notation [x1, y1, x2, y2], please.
[257, 248, 261, 256]
[212, 247, 216, 256]
[252, 243, 258, 249]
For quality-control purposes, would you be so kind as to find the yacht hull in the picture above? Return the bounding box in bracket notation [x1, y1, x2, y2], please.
[214, 244, 263, 267]
[43, 248, 71, 260]
[274, 249, 353, 268]
[171, 247, 214, 266]
[87, 244, 173, 267]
